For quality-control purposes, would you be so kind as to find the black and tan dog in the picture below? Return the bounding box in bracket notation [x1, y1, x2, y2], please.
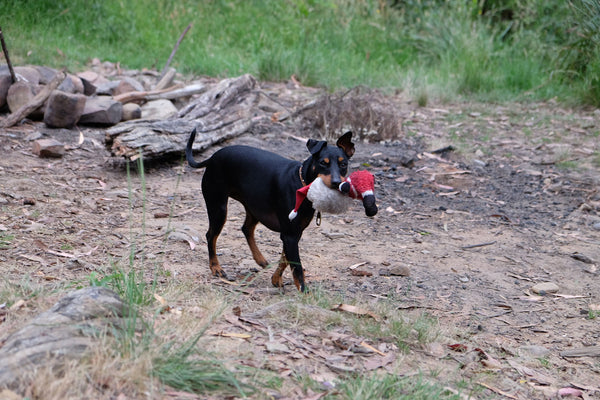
[185, 129, 355, 292]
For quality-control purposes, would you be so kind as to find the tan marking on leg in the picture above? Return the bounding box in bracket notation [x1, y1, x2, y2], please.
[271, 254, 288, 288]
[208, 236, 225, 277]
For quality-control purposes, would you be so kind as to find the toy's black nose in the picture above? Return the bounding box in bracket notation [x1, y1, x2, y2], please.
[363, 195, 378, 217]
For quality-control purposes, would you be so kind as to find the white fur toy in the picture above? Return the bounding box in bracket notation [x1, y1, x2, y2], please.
[288, 177, 353, 220]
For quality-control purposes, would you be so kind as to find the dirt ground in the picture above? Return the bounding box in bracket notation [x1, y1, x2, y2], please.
[1, 91, 600, 399]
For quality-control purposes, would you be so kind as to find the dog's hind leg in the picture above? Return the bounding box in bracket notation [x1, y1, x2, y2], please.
[242, 209, 268, 268]
[203, 188, 229, 278]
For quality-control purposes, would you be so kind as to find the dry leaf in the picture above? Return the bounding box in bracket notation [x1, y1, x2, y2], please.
[9, 299, 25, 311]
[331, 304, 380, 321]
[154, 293, 167, 306]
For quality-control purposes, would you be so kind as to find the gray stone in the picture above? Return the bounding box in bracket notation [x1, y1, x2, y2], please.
[519, 345, 550, 358]
[141, 99, 177, 119]
[389, 265, 411, 276]
[13, 66, 40, 85]
[531, 282, 559, 295]
[43, 90, 86, 128]
[79, 96, 123, 125]
[32, 138, 65, 158]
[121, 102, 142, 121]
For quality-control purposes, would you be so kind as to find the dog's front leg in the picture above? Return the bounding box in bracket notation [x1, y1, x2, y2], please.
[280, 233, 307, 292]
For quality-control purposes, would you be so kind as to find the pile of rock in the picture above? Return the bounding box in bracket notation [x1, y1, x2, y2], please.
[0, 58, 198, 129]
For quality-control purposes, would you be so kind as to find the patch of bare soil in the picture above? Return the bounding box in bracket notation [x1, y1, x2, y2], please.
[1, 92, 599, 399]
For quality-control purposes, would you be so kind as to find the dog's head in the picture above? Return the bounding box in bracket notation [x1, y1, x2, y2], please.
[306, 131, 355, 189]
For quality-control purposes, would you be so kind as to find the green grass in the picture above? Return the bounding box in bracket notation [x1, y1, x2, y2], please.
[0, 232, 14, 249]
[323, 373, 463, 400]
[1, 0, 600, 105]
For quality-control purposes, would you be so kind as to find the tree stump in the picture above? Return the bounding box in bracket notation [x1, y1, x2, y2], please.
[0, 286, 127, 391]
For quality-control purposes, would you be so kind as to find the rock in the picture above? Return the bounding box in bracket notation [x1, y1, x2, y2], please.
[593, 222, 600, 231]
[33, 65, 58, 84]
[571, 252, 594, 264]
[57, 74, 84, 94]
[6, 81, 44, 118]
[389, 265, 411, 276]
[79, 96, 123, 125]
[13, 66, 40, 85]
[95, 80, 120, 95]
[79, 77, 97, 96]
[113, 76, 144, 96]
[0, 73, 11, 109]
[32, 138, 65, 158]
[519, 344, 550, 358]
[141, 99, 178, 119]
[531, 282, 559, 295]
[0, 287, 126, 390]
[121, 102, 142, 121]
[77, 70, 109, 88]
[43, 90, 86, 128]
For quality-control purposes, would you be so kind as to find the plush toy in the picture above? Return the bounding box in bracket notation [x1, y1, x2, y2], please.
[338, 170, 378, 217]
[288, 170, 378, 220]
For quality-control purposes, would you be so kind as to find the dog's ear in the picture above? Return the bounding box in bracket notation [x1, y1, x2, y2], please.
[337, 131, 355, 158]
[307, 139, 327, 155]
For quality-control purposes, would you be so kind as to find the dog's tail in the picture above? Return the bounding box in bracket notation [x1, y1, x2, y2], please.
[186, 128, 208, 168]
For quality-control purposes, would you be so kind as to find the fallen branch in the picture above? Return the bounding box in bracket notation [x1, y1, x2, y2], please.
[113, 82, 206, 104]
[1, 70, 65, 128]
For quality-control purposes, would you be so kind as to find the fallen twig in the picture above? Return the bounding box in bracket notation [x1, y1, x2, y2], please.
[476, 382, 519, 399]
[461, 241, 496, 250]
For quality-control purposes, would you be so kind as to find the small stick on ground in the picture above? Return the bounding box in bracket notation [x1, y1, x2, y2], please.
[0, 26, 17, 83]
[158, 22, 192, 81]
[461, 241, 496, 250]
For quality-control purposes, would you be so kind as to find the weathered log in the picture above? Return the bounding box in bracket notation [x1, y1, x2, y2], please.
[0, 70, 65, 128]
[106, 74, 268, 161]
[0, 286, 127, 390]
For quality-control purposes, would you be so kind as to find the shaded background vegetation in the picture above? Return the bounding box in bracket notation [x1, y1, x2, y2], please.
[1, 0, 600, 105]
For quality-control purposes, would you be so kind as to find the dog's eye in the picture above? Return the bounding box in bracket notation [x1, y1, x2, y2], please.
[319, 160, 329, 167]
